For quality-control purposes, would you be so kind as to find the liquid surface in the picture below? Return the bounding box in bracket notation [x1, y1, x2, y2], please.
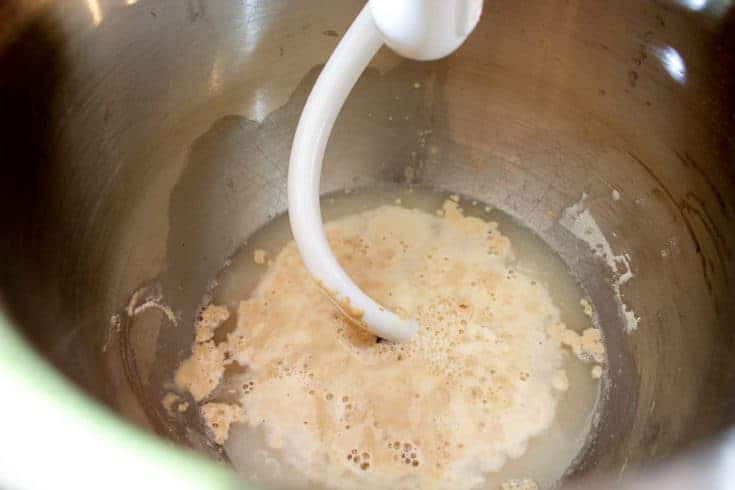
[174, 187, 604, 489]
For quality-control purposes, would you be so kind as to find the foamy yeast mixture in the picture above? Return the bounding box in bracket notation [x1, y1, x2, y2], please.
[173, 198, 605, 489]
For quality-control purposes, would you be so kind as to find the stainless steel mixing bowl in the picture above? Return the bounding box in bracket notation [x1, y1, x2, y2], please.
[1, 0, 734, 488]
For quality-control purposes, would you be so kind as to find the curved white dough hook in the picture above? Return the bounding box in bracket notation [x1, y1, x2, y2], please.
[288, 0, 482, 342]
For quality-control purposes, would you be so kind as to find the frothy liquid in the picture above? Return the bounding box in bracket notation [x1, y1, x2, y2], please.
[174, 188, 604, 489]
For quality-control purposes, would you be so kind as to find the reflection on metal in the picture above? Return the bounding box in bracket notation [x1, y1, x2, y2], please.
[86, 0, 102, 25]
[127, 0, 139, 5]
[239, 0, 269, 62]
[250, 87, 270, 123]
[656, 46, 687, 84]
[208, 55, 222, 95]
[678, 0, 708, 10]
[718, 431, 735, 488]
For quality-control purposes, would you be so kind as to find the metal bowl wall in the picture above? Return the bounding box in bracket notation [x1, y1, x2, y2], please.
[1, 0, 734, 487]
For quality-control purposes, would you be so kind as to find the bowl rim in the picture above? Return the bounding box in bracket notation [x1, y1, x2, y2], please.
[0, 310, 241, 490]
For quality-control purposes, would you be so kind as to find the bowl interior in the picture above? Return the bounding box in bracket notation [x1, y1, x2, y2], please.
[1, 0, 735, 486]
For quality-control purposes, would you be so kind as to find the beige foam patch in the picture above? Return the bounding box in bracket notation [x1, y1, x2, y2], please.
[201, 402, 244, 445]
[194, 304, 230, 344]
[547, 323, 606, 364]
[253, 249, 267, 265]
[161, 392, 181, 417]
[177, 202, 604, 489]
[174, 340, 226, 402]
